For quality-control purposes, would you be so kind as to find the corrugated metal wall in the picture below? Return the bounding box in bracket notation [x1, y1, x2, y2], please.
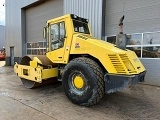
[64, 0, 103, 39]
[26, 0, 63, 43]
[105, 0, 160, 36]
[0, 25, 5, 48]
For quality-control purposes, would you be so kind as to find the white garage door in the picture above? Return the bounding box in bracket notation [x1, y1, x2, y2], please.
[26, 0, 63, 42]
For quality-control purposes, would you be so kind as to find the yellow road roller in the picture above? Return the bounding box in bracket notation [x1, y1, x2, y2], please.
[14, 14, 146, 106]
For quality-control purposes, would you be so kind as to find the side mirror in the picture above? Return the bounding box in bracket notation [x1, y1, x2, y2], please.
[43, 27, 46, 39]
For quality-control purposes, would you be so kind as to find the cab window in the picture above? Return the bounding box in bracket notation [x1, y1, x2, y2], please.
[50, 22, 65, 50]
[73, 20, 90, 34]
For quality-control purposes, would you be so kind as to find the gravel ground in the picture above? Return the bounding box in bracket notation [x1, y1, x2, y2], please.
[0, 66, 159, 120]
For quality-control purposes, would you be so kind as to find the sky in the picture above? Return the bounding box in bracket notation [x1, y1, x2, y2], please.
[0, 0, 5, 25]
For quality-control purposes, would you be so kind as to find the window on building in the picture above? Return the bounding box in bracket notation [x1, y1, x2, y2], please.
[142, 32, 160, 58]
[27, 43, 32, 48]
[26, 41, 46, 55]
[143, 32, 160, 45]
[142, 46, 160, 58]
[127, 34, 142, 45]
[106, 32, 160, 58]
[27, 49, 31, 55]
[127, 34, 142, 57]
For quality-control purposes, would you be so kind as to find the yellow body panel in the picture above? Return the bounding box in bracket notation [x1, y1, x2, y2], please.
[30, 61, 37, 68]
[69, 34, 145, 75]
[42, 68, 58, 79]
[14, 63, 42, 82]
[14, 61, 58, 83]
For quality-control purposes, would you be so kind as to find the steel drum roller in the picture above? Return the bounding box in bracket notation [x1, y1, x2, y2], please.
[20, 55, 58, 89]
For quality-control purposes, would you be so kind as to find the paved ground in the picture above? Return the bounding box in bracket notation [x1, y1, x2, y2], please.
[0, 65, 160, 120]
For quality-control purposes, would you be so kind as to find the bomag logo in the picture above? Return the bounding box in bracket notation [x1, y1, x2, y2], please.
[75, 43, 80, 48]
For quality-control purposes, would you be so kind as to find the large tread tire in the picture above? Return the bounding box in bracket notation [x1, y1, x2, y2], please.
[62, 57, 104, 106]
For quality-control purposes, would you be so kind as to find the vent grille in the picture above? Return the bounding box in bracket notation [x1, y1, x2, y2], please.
[119, 54, 137, 74]
[108, 54, 126, 74]
[108, 54, 137, 74]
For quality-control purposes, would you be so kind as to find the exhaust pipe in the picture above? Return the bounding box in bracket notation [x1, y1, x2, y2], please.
[119, 15, 124, 34]
[116, 15, 130, 50]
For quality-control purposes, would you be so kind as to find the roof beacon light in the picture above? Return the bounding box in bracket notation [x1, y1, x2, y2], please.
[74, 15, 77, 18]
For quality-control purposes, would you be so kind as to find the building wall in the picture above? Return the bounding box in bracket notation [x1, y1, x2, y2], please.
[25, 0, 63, 56]
[64, 0, 103, 39]
[105, 0, 160, 86]
[0, 25, 5, 48]
[141, 59, 160, 86]
[5, 0, 64, 65]
[105, 0, 160, 36]
[26, 0, 63, 43]
[5, 0, 38, 65]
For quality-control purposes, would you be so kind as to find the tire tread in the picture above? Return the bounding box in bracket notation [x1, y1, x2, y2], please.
[72, 57, 104, 106]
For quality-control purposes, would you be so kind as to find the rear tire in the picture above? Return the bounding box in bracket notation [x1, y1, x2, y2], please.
[62, 57, 104, 106]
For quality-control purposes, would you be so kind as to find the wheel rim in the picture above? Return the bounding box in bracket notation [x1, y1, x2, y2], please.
[68, 71, 87, 95]
[73, 76, 84, 89]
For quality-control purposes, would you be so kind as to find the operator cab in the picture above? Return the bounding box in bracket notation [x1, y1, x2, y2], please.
[43, 14, 91, 63]
[43, 14, 91, 52]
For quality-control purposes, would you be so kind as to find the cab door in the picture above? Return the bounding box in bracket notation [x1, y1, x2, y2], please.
[47, 21, 66, 62]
